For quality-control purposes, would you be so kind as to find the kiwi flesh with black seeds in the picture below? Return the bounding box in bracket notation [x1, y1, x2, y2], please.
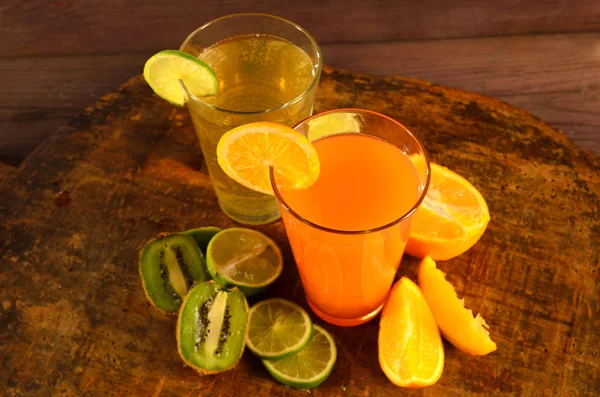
[139, 233, 210, 313]
[177, 281, 249, 375]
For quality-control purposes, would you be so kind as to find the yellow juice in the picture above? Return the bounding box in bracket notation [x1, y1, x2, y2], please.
[186, 34, 318, 224]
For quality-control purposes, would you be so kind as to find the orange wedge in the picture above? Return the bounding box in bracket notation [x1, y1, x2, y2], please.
[216, 122, 320, 195]
[378, 277, 444, 388]
[418, 256, 497, 355]
[406, 162, 490, 260]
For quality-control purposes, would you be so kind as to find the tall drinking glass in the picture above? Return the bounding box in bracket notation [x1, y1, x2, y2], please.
[271, 109, 430, 326]
[180, 14, 322, 225]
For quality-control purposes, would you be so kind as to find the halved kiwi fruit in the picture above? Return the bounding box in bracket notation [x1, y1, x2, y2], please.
[139, 233, 210, 312]
[177, 281, 249, 374]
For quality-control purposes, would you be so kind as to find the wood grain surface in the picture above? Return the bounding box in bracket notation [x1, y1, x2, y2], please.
[324, 33, 600, 154]
[1, 66, 598, 396]
[0, 162, 17, 184]
[2, 1, 600, 165]
[4, 0, 600, 56]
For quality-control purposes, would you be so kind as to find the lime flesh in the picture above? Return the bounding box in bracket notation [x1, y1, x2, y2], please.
[262, 325, 337, 389]
[143, 50, 218, 106]
[246, 298, 313, 360]
[206, 228, 283, 296]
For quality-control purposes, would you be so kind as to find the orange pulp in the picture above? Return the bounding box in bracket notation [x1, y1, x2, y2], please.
[378, 277, 444, 387]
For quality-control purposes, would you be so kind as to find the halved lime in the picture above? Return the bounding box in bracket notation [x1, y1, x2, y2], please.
[143, 50, 218, 106]
[262, 324, 337, 389]
[206, 228, 283, 296]
[182, 226, 221, 254]
[246, 298, 312, 360]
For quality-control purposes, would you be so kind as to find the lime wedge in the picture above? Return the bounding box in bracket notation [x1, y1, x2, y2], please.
[206, 228, 283, 296]
[246, 298, 312, 360]
[182, 226, 221, 254]
[262, 324, 337, 389]
[143, 50, 218, 106]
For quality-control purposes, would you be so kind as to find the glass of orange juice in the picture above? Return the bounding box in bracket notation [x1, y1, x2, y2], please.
[271, 109, 430, 326]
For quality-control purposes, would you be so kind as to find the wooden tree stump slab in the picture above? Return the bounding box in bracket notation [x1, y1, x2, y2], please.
[1, 66, 598, 396]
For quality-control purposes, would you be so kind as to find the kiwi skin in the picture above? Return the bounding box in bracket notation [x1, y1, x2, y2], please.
[182, 226, 221, 254]
[176, 281, 249, 375]
[138, 232, 209, 314]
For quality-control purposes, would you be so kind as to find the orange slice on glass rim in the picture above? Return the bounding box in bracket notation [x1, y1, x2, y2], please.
[216, 122, 320, 195]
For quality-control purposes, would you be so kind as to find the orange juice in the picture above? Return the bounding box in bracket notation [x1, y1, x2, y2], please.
[277, 133, 421, 326]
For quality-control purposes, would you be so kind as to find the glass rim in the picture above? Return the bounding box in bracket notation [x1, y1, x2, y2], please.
[178, 13, 323, 115]
[269, 108, 431, 235]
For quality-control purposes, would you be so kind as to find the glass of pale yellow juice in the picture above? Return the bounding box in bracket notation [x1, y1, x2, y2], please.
[180, 14, 322, 225]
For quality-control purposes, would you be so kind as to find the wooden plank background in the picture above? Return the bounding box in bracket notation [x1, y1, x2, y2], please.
[1, 0, 600, 165]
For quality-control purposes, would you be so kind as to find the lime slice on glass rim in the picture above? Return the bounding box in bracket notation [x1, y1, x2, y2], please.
[262, 324, 337, 389]
[143, 50, 218, 106]
[246, 298, 313, 360]
[206, 228, 283, 296]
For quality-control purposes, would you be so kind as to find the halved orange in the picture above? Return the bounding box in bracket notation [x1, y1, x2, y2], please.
[406, 162, 490, 260]
[418, 256, 497, 356]
[216, 122, 320, 195]
[378, 277, 444, 388]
